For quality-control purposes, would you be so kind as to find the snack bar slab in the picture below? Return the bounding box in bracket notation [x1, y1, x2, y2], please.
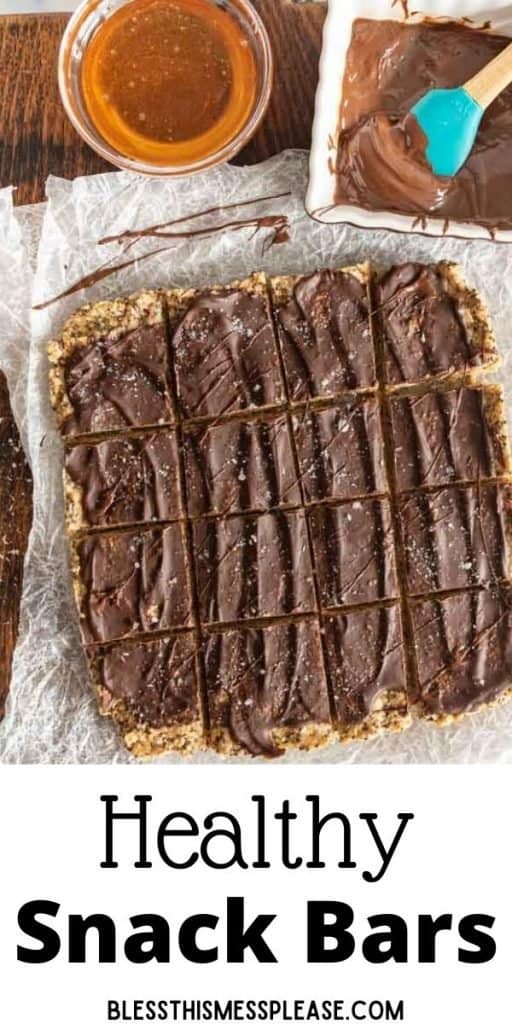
[48, 262, 512, 758]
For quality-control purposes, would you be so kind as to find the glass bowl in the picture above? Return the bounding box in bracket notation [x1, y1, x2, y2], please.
[58, 0, 273, 176]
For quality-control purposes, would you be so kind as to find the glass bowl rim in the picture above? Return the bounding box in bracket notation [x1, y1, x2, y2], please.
[58, 0, 274, 177]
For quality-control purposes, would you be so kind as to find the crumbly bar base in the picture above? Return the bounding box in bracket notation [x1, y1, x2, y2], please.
[414, 684, 512, 728]
[94, 680, 205, 758]
[210, 721, 337, 759]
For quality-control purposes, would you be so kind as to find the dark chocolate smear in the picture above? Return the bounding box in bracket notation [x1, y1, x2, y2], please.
[204, 619, 330, 756]
[308, 498, 398, 608]
[63, 323, 174, 436]
[376, 263, 484, 386]
[274, 270, 376, 401]
[390, 387, 503, 491]
[183, 415, 301, 517]
[94, 633, 199, 728]
[400, 483, 512, 596]
[77, 525, 192, 644]
[192, 511, 316, 623]
[323, 604, 407, 727]
[66, 432, 182, 528]
[172, 287, 285, 419]
[292, 396, 386, 502]
[412, 586, 512, 716]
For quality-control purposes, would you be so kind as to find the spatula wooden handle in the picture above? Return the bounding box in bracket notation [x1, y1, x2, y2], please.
[464, 40, 512, 110]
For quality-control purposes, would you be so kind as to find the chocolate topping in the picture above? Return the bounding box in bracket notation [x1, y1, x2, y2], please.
[76, 524, 193, 644]
[273, 270, 376, 401]
[337, 112, 451, 217]
[204, 619, 330, 756]
[172, 284, 285, 419]
[323, 604, 407, 728]
[411, 587, 512, 716]
[400, 484, 512, 596]
[292, 396, 386, 503]
[377, 263, 489, 386]
[183, 415, 300, 517]
[336, 18, 512, 230]
[389, 387, 507, 492]
[94, 633, 199, 728]
[63, 324, 174, 436]
[192, 511, 316, 623]
[65, 431, 182, 528]
[308, 499, 397, 608]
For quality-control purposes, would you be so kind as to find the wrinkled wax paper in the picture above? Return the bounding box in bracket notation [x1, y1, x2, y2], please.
[1, 150, 512, 763]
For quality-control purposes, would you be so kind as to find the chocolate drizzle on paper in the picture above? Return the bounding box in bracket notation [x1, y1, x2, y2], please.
[392, 0, 412, 19]
[32, 248, 170, 311]
[34, 192, 292, 311]
[98, 191, 292, 245]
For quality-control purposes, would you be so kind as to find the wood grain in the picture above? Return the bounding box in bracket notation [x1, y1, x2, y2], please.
[0, 372, 32, 718]
[0, 0, 326, 206]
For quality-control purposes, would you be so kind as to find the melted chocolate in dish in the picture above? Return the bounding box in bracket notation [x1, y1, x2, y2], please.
[52, 264, 512, 756]
[336, 18, 512, 229]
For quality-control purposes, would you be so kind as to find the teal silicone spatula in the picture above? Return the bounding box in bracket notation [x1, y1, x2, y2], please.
[411, 41, 512, 176]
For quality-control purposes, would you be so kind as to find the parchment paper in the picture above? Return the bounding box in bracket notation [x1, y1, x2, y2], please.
[2, 150, 512, 763]
[0, 189, 33, 441]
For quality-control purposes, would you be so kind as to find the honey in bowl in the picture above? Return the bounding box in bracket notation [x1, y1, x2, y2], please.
[81, 0, 258, 166]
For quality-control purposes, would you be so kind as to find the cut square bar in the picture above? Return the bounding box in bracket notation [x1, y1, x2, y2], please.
[192, 510, 316, 623]
[49, 291, 174, 437]
[388, 385, 512, 492]
[270, 265, 377, 402]
[88, 632, 203, 757]
[292, 395, 387, 503]
[399, 483, 512, 596]
[183, 414, 300, 518]
[169, 273, 286, 420]
[375, 263, 498, 388]
[308, 498, 398, 608]
[64, 431, 183, 533]
[72, 524, 193, 645]
[203, 618, 333, 757]
[410, 587, 512, 720]
[323, 603, 409, 739]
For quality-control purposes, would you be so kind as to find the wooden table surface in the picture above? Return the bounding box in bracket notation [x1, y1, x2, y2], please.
[0, 373, 32, 718]
[0, 0, 325, 702]
[0, 0, 326, 205]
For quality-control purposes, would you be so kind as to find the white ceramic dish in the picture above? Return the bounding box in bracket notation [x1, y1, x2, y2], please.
[306, 0, 512, 241]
